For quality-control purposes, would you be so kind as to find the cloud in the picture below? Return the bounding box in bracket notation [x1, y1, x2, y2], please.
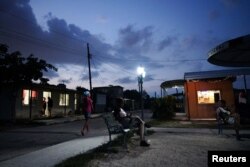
[0, 0, 174, 88]
[117, 25, 154, 52]
[96, 15, 108, 24]
[221, 0, 242, 7]
[115, 77, 136, 84]
[81, 71, 100, 80]
[58, 78, 72, 84]
[158, 36, 177, 51]
[44, 70, 59, 78]
[1, 0, 236, 93]
[208, 10, 220, 21]
[116, 74, 154, 85]
[144, 74, 155, 82]
[0, 0, 112, 67]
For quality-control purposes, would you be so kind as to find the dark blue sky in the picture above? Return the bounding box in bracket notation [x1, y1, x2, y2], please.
[1, 0, 250, 96]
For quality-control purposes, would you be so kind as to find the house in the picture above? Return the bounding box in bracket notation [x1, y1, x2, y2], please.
[0, 83, 77, 121]
[161, 68, 250, 120]
[93, 86, 123, 113]
[184, 68, 250, 120]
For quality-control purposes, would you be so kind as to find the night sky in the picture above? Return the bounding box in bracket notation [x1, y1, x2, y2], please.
[1, 0, 250, 96]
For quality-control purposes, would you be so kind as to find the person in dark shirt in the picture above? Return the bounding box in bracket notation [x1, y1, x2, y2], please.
[48, 97, 53, 117]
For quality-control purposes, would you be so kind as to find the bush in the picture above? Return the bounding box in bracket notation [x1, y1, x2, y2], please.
[151, 96, 176, 120]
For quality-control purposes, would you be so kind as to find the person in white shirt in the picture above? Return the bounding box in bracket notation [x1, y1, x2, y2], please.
[216, 100, 241, 140]
[113, 97, 150, 147]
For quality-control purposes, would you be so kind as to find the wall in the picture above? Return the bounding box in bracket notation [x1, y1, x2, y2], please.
[185, 79, 235, 119]
[0, 88, 14, 121]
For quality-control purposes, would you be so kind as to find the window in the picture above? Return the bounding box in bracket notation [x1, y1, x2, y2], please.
[59, 93, 69, 106]
[22, 89, 38, 105]
[197, 90, 220, 104]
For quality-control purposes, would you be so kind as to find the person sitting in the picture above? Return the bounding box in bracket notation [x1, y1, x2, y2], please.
[113, 97, 150, 147]
[216, 99, 241, 140]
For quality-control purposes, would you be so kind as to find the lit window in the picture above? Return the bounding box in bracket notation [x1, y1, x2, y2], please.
[59, 94, 69, 106]
[197, 90, 220, 104]
[22, 89, 38, 105]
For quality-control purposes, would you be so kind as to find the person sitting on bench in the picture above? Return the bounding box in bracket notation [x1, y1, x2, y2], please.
[216, 99, 241, 140]
[113, 97, 150, 147]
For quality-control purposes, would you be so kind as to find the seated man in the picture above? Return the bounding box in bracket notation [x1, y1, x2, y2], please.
[113, 97, 150, 147]
[216, 100, 231, 124]
[216, 99, 241, 140]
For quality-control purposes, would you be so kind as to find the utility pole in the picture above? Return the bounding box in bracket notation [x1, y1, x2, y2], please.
[87, 43, 92, 93]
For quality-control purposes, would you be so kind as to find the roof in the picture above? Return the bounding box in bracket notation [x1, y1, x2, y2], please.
[208, 34, 250, 67]
[184, 68, 250, 80]
[93, 85, 123, 90]
[160, 79, 185, 88]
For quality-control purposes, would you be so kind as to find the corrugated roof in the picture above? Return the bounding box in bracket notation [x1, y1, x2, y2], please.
[184, 68, 250, 80]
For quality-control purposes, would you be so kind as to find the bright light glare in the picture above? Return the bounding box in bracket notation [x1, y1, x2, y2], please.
[137, 66, 146, 78]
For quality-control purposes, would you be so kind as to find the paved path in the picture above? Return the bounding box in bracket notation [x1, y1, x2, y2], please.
[0, 135, 119, 167]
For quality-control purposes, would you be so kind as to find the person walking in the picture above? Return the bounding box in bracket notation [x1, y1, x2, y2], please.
[81, 91, 93, 136]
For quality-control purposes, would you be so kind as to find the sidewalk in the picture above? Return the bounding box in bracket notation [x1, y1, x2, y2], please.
[0, 135, 116, 167]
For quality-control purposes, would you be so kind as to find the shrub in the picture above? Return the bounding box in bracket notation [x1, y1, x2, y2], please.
[151, 96, 176, 120]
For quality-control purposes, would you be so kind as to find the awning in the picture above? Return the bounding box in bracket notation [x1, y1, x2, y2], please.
[160, 79, 185, 89]
[208, 34, 250, 67]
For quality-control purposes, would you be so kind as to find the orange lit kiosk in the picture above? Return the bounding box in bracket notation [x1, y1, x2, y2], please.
[184, 69, 250, 120]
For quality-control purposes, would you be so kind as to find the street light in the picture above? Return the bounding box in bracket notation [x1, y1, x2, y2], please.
[137, 66, 146, 120]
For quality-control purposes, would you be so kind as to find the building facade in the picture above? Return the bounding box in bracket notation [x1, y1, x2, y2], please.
[0, 83, 77, 121]
[93, 86, 123, 113]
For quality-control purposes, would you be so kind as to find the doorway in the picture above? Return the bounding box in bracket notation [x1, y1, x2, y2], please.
[43, 91, 51, 116]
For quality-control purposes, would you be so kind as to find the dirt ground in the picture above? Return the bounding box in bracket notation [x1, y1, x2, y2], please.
[88, 129, 250, 167]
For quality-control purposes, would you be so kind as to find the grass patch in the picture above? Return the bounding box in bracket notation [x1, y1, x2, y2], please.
[148, 119, 218, 128]
[148, 119, 250, 129]
[55, 132, 133, 167]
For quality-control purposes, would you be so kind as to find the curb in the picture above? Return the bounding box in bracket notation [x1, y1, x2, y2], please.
[32, 114, 102, 126]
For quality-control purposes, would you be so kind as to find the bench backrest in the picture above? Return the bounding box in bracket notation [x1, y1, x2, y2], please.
[102, 112, 123, 134]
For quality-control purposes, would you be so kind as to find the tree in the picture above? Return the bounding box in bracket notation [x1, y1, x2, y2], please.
[123, 89, 151, 109]
[0, 44, 57, 87]
[0, 44, 57, 121]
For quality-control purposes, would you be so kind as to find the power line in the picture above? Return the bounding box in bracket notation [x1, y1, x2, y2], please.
[95, 54, 206, 63]
[94, 55, 136, 76]
[0, 28, 83, 58]
[91, 56, 109, 84]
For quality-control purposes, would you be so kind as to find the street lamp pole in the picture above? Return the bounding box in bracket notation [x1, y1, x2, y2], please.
[137, 66, 145, 120]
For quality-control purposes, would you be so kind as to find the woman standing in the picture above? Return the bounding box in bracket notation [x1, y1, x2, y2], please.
[42, 97, 46, 115]
[81, 91, 93, 136]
